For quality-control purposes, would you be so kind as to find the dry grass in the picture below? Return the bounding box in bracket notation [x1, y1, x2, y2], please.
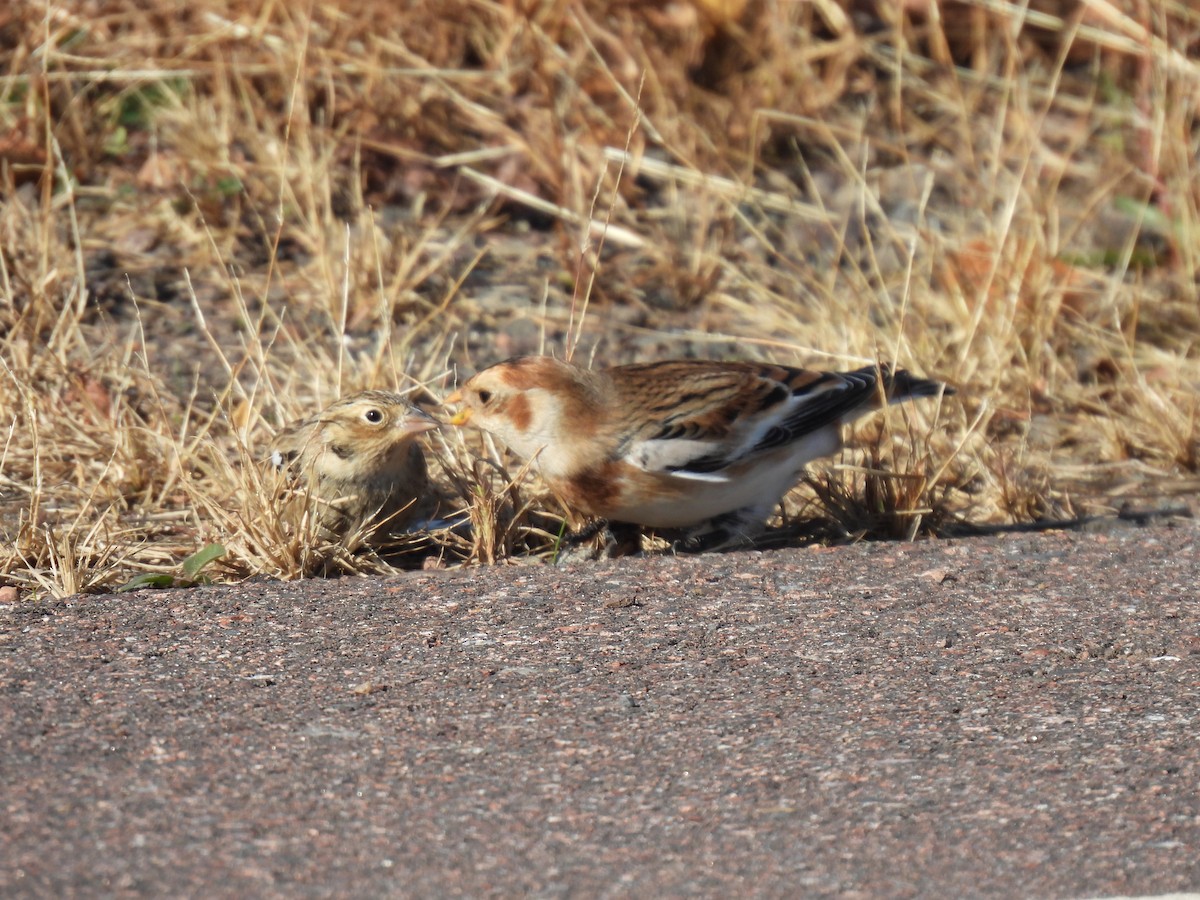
[2, 0, 1198, 596]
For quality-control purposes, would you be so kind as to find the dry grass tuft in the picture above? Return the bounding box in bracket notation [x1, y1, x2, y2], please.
[2, 0, 1198, 595]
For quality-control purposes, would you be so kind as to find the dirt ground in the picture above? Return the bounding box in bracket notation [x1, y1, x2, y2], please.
[3, 518, 1199, 898]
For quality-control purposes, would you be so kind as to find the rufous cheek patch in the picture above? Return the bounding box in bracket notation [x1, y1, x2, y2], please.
[505, 393, 533, 432]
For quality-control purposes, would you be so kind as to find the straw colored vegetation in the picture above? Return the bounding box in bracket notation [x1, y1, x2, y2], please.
[1, 0, 1197, 596]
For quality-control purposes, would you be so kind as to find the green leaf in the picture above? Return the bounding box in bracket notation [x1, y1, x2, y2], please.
[182, 544, 226, 580]
[215, 176, 243, 197]
[117, 573, 176, 592]
[1113, 195, 1170, 233]
[103, 125, 128, 157]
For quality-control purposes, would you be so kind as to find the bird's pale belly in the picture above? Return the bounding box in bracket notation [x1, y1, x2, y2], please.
[604, 431, 840, 528]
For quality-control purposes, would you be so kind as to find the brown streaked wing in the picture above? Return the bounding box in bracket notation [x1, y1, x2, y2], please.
[750, 365, 884, 456]
[607, 360, 827, 441]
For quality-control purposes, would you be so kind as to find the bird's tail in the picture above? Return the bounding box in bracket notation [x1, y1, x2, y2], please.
[865, 364, 955, 402]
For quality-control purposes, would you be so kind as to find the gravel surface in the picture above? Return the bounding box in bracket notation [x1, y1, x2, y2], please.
[3, 521, 1200, 898]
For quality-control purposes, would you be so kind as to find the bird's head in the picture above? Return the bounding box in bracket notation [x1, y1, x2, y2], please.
[313, 391, 438, 477]
[446, 357, 604, 473]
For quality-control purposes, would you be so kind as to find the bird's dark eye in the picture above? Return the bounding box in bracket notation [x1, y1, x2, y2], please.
[363, 408, 384, 424]
[476, 390, 492, 405]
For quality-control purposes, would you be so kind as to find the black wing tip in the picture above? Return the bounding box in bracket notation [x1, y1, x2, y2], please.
[888, 368, 955, 399]
[853, 363, 954, 399]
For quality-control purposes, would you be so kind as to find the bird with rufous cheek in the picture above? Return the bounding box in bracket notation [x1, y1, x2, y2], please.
[447, 356, 953, 553]
[270, 390, 440, 542]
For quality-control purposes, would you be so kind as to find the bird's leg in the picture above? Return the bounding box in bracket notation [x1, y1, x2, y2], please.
[671, 509, 763, 554]
[601, 521, 643, 558]
[556, 519, 642, 563]
[561, 518, 610, 548]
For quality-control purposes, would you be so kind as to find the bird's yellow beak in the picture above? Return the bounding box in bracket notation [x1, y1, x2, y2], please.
[444, 389, 473, 426]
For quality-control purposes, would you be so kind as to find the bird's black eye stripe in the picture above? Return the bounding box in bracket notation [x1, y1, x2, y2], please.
[476, 390, 492, 405]
[364, 408, 384, 424]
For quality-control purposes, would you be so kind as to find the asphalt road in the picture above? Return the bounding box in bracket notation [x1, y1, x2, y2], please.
[3, 521, 1199, 898]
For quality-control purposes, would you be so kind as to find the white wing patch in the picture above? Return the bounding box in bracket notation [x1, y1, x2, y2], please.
[626, 439, 733, 482]
[663, 469, 732, 484]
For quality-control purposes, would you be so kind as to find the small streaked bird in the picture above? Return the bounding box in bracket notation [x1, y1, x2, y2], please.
[269, 390, 439, 541]
[448, 356, 953, 551]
